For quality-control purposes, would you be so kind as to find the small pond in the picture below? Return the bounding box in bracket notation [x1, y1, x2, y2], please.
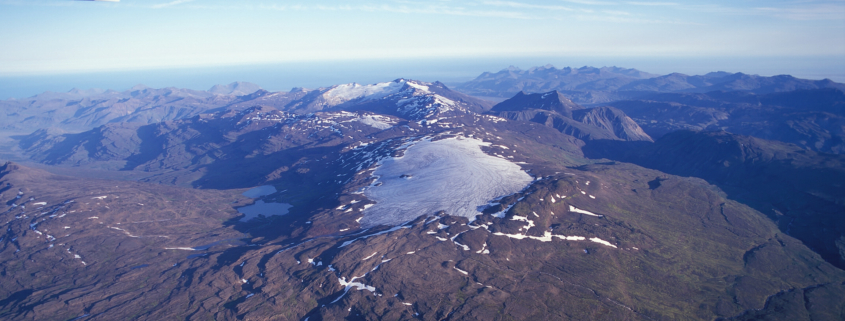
[238, 186, 292, 222]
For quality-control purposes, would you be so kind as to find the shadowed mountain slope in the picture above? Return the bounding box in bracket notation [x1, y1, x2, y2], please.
[608, 88, 845, 154]
[583, 130, 845, 271]
[490, 91, 652, 142]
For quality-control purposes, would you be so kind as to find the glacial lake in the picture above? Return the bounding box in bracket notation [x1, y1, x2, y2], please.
[238, 185, 292, 222]
[242, 185, 277, 198]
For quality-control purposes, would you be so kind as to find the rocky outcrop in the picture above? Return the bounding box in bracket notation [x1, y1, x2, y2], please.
[490, 91, 652, 142]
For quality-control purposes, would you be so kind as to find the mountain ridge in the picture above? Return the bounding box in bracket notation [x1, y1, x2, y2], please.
[608, 88, 845, 154]
[583, 130, 845, 269]
[454, 64, 845, 105]
[489, 90, 652, 142]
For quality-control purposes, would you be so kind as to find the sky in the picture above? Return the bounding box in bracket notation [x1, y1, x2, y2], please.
[0, 0, 844, 96]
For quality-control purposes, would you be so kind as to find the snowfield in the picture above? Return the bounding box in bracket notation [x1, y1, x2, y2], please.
[354, 114, 394, 130]
[361, 137, 532, 227]
[323, 81, 404, 104]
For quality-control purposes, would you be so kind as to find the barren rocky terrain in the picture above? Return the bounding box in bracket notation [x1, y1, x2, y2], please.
[1, 74, 844, 320]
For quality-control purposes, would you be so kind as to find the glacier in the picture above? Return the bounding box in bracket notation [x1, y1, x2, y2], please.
[361, 137, 532, 227]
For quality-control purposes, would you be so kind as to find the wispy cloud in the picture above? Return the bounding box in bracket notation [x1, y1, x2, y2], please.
[0, 0, 74, 7]
[358, 4, 534, 19]
[254, 3, 535, 19]
[559, 0, 615, 5]
[625, 1, 677, 5]
[32, 0, 842, 23]
[602, 10, 631, 16]
[754, 4, 845, 20]
[481, 1, 573, 11]
[574, 14, 696, 24]
[679, 2, 845, 20]
[152, 0, 195, 9]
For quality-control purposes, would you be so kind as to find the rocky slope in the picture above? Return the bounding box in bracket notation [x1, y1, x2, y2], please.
[583, 130, 845, 270]
[2, 141, 843, 319]
[490, 91, 652, 142]
[2, 77, 844, 320]
[608, 88, 845, 154]
[16, 105, 584, 189]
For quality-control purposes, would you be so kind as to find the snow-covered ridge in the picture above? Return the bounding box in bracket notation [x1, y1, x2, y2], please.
[323, 81, 406, 104]
[320, 79, 462, 119]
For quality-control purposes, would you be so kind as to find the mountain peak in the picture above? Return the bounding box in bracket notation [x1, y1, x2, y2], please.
[491, 90, 583, 117]
[208, 81, 262, 96]
[67, 87, 106, 96]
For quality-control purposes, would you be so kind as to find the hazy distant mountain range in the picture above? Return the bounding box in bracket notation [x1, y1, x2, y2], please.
[1, 66, 844, 320]
[0, 82, 263, 135]
[454, 65, 845, 104]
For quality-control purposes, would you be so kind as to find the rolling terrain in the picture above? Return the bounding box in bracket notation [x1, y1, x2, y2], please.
[1, 74, 844, 320]
[0, 83, 263, 136]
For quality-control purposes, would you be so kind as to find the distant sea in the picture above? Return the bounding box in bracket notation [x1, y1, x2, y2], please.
[1, 56, 842, 99]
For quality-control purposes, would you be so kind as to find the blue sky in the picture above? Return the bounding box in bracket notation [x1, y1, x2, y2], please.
[0, 0, 843, 81]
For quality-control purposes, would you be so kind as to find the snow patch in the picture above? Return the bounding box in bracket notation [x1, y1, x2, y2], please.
[333, 275, 377, 303]
[589, 237, 617, 248]
[568, 205, 602, 217]
[362, 252, 378, 260]
[361, 137, 532, 226]
[354, 114, 395, 130]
